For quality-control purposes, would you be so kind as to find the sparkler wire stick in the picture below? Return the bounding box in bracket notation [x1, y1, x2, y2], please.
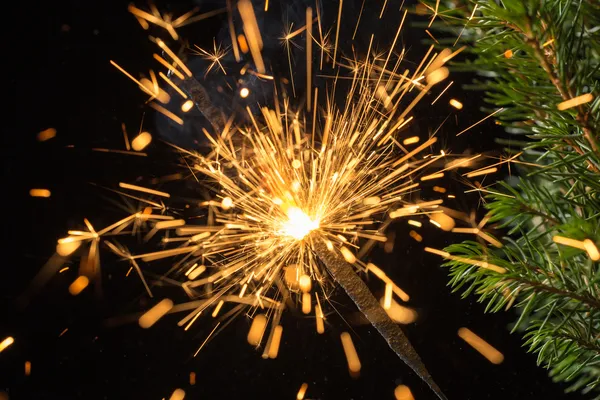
[312, 239, 447, 400]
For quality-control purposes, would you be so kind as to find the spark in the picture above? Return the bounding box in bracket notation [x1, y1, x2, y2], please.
[131, 132, 152, 151]
[557, 93, 594, 111]
[192, 40, 229, 76]
[457, 327, 504, 364]
[0, 337, 14, 353]
[340, 332, 361, 375]
[456, 108, 505, 136]
[30, 189, 51, 198]
[296, 383, 309, 400]
[37, 128, 56, 141]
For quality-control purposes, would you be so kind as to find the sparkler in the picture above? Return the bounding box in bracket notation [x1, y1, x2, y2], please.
[24, 1, 522, 398]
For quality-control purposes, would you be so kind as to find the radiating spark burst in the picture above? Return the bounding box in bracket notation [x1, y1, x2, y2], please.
[29, 2, 500, 397]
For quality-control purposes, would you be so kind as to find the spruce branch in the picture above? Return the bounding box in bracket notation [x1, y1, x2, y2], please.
[421, 0, 600, 395]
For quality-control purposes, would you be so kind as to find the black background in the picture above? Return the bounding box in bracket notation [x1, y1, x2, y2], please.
[3, 0, 587, 399]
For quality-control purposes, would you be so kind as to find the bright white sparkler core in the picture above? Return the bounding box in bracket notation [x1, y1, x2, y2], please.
[282, 207, 319, 240]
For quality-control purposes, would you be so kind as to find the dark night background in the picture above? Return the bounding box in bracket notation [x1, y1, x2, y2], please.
[3, 0, 587, 399]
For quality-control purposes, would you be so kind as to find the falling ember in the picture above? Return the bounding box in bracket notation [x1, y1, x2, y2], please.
[267, 325, 284, 359]
[458, 327, 504, 364]
[381, 298, 418, 324]
[340, 247, 356, 264]
[0, 337, 14, 353]
[131, 132, 152, 151]
[429, 212, 455, 231]
[583, 239, 600, 261]
[503, 49, 513, 58]
[181, 100, 194, 112]
[426, 67, 449, 85]
[247, 314, 267, 346]
[68, 276, 89, 296]
[240, 87, 250, 98]
[340, 332, 361, 376]
[296, 383, 309, 400]
[409, 230, 423, 242]
[139, 298, 174, 329]
[37, 128, 57, 141]
[25, 361, 32, 376]
[315, 304, 325, 334]
[169, 388, 186, 400]
[449, 99, 463, 110]
[29, 189, 51, 198]
[189, 372, 196, 385]
[403, 136, 420, 146]
[557, 93, 593, 110]
[302, 293, 312, 314]
[383, 283, 393, 310]
[394, 385, 415, 400]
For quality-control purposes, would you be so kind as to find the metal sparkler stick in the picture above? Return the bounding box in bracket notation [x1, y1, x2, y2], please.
[312, 239, 447, 400]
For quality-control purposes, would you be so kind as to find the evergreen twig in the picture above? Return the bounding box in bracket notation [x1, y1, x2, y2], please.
[422, 0, 600, 395]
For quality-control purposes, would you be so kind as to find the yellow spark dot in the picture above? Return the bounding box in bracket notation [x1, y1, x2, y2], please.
[299, 274, 312, 293]
[37, 128, 57, 141]
[340, 246, 356, 264]
[29, 189, 51, 198]
[426, 67, 449, 85]
[429, 212, 455, 231]
[292, 159, 302, 169]
[383, 283, 393, 310]
[139, 298, 174, 329]
[458, 327, 504, 364]
[449, 99, 463, 110]
[583, 239, 600, 261]
[363, 196, 381, 206]
[302, 292, 312, 314]
[394, 385, 414, 400]
[68, 276, 89, 296]
[297, 383, 309, 400]
[282, 207, 319, 240]
[504, 49, 513, 58]
[237, 34, 249, 54]
[433, 186, 446, 193]
[340, 332, 361, 376]
[407, 220, 422, 228]
[181, 100, 194, 112]
[221, 197, 233, 209]
[268, 325, 284, 359]
[409, 230, 423, 242]
[169, 388, 185, 400]
[557, 93, 594, 111]
[131, 132, 152, 151]
[553, 235, 586, 250]
[0, 337, 14, 353]
[315, 305, 325, 334]
[247, 314, 267, 346]
[240, 88, 250, 98]
[403, 136, 420, 145]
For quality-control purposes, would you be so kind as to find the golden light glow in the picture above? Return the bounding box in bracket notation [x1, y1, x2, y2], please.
[131, 132, 152, 151]
[281, 207, 319, 240]
[37, 128, 57, 142]
[139, 298, 174, 328]
[0, 337, 14, 353]
[68, 276, 89, 296]
[240, 87, 250, 98]
[458, 327, 504, 364]
[340, 332, 361, 375]
[297, 383, 309, 400]
[29, 189, 51, 198]
[394, 385, 415, 400]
